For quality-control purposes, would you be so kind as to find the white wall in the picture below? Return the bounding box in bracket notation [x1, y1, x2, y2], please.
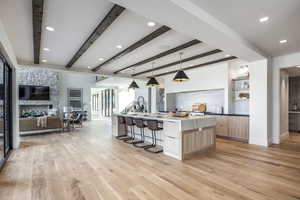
[134, 79, 151, 112]
[169, 89, 224, 112]
[118, 88, 135, 112]
[164, 63, 228, 93]
[248, 59, 271, 146]
[58, 72, 97, 120]
[164, 62, 231, 113]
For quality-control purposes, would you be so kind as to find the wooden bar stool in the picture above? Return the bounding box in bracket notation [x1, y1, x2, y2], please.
[144, 120, 163, 153]
[133, 118, 152, 148]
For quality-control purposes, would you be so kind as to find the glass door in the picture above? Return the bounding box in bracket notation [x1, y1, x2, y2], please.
[0, 58, 4, 164]
[0, 54, 12, 170]
[4, 63, 11, 156]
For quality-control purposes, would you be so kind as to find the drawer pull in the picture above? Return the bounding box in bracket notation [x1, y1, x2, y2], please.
[167, 136, 176, 139]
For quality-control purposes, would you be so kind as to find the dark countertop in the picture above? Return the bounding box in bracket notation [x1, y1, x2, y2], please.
[204, 112, 249, 117]
[159, 111, 249, 117]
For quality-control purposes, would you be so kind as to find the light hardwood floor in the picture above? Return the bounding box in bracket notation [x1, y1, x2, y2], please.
[1, 120, 300, 200]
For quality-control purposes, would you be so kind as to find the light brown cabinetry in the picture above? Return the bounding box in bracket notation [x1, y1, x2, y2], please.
[215, 116, 228, 136]
[213, 115, 249, 142]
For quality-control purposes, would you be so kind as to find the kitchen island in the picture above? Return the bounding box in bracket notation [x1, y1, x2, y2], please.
[112, 113, 217, 160]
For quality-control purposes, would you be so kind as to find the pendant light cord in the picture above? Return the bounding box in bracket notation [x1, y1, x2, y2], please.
[179, 52, 183, 70]
[151, 62, 155, 77]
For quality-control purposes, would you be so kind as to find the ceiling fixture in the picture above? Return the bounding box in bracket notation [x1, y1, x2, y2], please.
[173, 52, 190, 82]
[87, 66, 91, 69]
[116, 45, 122, 49]
[98, 58, 104, 61]
[146, 62, 160, 87]
[147, 21, 156, 27]
[42, 59, 47, 63]
[259, 16, 269, 23]
[129, 67, 139, 90]
[225, 54, 231, 57]
[43, 48, 50, 51]
[46, 26, 55, 31]
[279, 39, 287, 44]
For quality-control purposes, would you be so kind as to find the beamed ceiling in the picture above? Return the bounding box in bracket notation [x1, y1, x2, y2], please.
[1, 0, 299, 78]
[0, 0, 237, 78]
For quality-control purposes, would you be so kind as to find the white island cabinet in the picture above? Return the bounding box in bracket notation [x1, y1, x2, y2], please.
[112, 113, 217, 160]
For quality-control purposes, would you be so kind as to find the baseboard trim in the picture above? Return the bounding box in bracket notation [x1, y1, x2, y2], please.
[20, 128, 62, 136]
[280, 131, 289, 141]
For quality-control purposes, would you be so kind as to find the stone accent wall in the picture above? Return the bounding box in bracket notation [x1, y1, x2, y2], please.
[16, 67, 60, 110]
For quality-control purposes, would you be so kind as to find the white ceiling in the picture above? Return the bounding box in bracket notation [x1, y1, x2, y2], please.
[42, 0, 114, 66]
[191, 0, 300, 57]
[0, 0, 299, 78]
[74, 9, 162, 69]
[0, 0, 33, 63]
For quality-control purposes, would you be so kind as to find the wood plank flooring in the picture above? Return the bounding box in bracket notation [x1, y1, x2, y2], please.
[0, 120, 300, 200]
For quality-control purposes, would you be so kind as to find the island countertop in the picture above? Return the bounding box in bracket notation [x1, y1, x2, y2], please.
[113, 112, 217, 131]
[112, 112, 217, 160]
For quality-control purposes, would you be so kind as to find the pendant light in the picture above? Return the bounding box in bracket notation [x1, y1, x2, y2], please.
[146, 62, 160, 87]
[128, 67, 139, 90]
[173, 52, 190, 82]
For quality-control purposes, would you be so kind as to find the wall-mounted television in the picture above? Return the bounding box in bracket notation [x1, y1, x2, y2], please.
[19, 85, 50, 100]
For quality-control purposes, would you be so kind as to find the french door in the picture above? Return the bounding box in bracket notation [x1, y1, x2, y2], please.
[0, 54, 12, 171]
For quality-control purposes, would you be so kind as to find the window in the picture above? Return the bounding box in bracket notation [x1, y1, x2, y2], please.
[67, 88, 83, 110]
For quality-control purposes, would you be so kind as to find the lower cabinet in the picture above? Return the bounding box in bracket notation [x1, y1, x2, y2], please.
[215, 116, 228, 136]
[214, 115, 249, 142]
[163, 121, 181, 159]
[164, 136, 181, 159]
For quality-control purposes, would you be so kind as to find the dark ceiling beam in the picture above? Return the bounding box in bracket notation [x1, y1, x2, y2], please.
[113, 39, 201, 74]
[32, 0, 44, 64]
[65, 5, 125, 68]
[150, 56, 237, 78]
[132, 49, 222, 77]
[92, 25, 171, 72]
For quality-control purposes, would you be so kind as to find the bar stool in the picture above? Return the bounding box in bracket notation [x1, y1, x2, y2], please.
[144, 120, 163, 153]
[123, 117, 138, 144]
[133, 118, 152, 148]
[116, 116, 130, 140]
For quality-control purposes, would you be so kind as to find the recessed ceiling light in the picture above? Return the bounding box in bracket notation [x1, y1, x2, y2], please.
[87, 66, 91, 69]
[259, 16, 269, 23]
[116, 45, 122, 49]
[98, 58, 104, 61]
[279, 39, 287, 44]
[147, 21, 156, 27]
[43, 48, 50, 51]
[42, 59, 47, 63]
[45, 26, 55, 31]
[225, 54, 231, 57]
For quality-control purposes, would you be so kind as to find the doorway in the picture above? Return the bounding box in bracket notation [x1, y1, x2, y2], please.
[91, 88, 116, 120]
[279, 67, 300, 145]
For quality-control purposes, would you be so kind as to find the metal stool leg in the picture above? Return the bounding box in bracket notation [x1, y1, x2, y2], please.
[133, 127, 151, 148]
[124, 126, 134, 144]
[144, 130, 163, 153]
[123, 125, 134, 142]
